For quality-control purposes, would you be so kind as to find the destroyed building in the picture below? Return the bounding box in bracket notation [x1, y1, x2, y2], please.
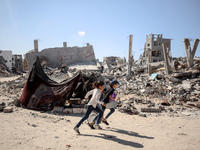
[12, 55, 23, 72]
[139, 34, 171, 66]
[0, 50, 12, 70]
[26, 40, 100, 71]
[0, 50, 23, 73]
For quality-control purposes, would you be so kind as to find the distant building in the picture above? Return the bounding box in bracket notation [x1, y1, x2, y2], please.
[140, 33, 171, 66]
[0, 50, 12, 70]
[12, 55, 23, 72]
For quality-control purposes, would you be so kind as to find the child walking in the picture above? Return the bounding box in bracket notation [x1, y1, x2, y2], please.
[74, 81, 106, 134]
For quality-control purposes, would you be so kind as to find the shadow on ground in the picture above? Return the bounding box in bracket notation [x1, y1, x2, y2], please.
[80, 133, 144, 148]
[105, 127, 154, 139]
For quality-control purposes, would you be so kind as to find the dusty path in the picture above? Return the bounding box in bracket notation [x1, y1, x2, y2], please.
[0, 103, 200, 150]
[0, 76, 200, 150]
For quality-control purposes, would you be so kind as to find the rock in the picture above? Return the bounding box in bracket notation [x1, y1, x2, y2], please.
[13, 99, 21, 107]
[3, 106, 13, 113]
[139, 112, 147, 117]
[182, 112, 192, 116]
[196, 102, 200, 109]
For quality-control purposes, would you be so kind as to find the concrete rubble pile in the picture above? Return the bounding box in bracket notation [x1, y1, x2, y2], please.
[0, 75, 26, 112]
[105, 57, 200, 118]
[0, 60, 12, 77]
[1, 55, 200, 119]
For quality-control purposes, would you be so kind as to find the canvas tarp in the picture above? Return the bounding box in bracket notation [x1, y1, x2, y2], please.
[20, 57, 104, 110]
[20, 57, 81, 110]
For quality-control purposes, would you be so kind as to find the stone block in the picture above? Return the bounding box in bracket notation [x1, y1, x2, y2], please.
[139, 112, 147, 117]
[73, 108, 83, 113]
[0, 105, 6, 111]
[63, 108, 73, 114]
[196, 102, 200, 108]
[53, 106, 63, 113]
[3, 106, 13, 113]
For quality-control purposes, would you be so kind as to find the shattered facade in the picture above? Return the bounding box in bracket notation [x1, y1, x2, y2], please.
[140, 34, 171, 66]
[26, 43, 96, 70]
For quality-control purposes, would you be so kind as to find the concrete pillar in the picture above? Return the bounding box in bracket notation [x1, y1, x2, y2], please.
[192, 39, 199, 58]
[34, 40, 38, 52]
[184, 38, 199, 67]
[162, 43, 172, 75]
[148, 48, 152, 75]
[127, 35, 133, 78]
[63, 42, 67, 47]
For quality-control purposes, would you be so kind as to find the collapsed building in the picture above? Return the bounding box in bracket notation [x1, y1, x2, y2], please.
[12, 55, 23, 72]
[25, 40, 101, 72]
[0, 50, 12, 70]
[0, 50, 23, 76]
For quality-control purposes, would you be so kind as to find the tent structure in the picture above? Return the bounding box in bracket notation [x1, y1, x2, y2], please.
[20, 57, 103, 110]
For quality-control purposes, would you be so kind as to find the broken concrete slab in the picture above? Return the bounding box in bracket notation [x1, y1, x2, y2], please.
[3, 106, 13, 113]
[139, 112, 147, 117]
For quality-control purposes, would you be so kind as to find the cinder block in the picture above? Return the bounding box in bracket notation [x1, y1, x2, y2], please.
[3, 106, 13, 113]
[140, 107, 161, 113]
[63, 108, 73, 114]
[73, 108, 83, 113]
[53, 106, 63, 113]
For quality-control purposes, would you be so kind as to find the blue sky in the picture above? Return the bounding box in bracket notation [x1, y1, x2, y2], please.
[0, 0, 200, 61]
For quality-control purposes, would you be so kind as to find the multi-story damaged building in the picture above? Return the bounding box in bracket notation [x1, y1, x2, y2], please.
[0, 50, 24, 72]
[12, 55, 23, 72]
[139, 33, 171, 66]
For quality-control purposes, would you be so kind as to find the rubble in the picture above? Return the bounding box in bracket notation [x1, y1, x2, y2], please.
[0, 61, 12, 77]
[0, 37, 200, 119]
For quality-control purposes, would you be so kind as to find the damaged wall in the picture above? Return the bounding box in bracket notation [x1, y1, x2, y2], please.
[26, 44, 96, 70]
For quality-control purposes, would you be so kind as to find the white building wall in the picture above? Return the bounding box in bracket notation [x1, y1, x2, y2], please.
[0, 50, 12, 70]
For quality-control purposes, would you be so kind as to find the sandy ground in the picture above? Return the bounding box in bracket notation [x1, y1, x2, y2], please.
[1, 76, 200, 150]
